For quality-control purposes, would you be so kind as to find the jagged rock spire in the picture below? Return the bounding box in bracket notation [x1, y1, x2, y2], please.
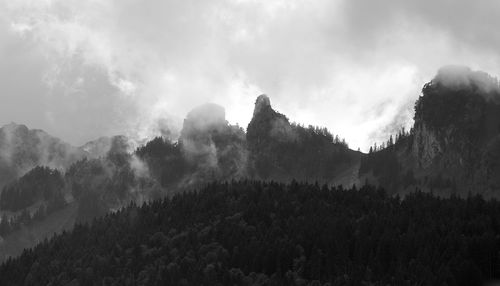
[253, 94, 272, 117]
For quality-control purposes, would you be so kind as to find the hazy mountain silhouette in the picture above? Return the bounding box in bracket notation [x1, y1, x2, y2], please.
[0, 123, 87, 189]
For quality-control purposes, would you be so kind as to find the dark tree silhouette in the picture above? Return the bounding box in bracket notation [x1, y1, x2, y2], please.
[1, 181, 500, 285]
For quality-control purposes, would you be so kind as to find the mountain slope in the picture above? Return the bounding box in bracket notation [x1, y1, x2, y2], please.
[0, 202, 77, 262]
[1, 181, 498, 285]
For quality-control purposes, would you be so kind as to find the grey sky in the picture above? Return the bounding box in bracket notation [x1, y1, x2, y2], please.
[1, 0, 499, 150]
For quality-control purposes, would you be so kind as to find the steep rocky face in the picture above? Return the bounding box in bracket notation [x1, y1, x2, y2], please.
[0, 123, 87, 189]
[412, 67, 500, 191]
[253, 94, 271, 116]
[246, 95, 295, 179]
[411, 124, 443, 169]
[247, 94, 295, 148]
[362, 66, 500, 197]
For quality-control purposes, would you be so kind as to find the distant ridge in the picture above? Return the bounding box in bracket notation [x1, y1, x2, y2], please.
[0, 122, 87, 189]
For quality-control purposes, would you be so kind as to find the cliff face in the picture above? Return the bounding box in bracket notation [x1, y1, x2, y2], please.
[246, 94, 294, 180]
[411, 123, 443, 169]
[246, 94, 295, 149]
[362, 66, 500, 197]
[412, 67, 500, 194]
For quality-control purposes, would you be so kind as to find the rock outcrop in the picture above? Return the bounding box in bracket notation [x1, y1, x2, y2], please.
[361, 66, 500, 197]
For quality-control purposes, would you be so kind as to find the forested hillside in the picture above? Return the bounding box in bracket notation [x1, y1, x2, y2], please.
[0, 166, 65, 212]
[0, 95, 358, 262]
[1, 181, 499, 285]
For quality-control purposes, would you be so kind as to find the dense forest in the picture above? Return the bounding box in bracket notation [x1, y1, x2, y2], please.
[1, 181, 500, 285]
[0, 166, 67, 237]
[0, 166, 65, 212]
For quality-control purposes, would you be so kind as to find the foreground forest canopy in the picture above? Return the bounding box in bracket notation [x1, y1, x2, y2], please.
[1, 181, 499, 286]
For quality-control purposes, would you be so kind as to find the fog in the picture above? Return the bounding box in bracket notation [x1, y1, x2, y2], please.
[1, 0, 500, 150]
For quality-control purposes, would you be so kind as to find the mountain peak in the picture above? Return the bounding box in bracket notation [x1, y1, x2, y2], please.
[255, 94, 270, 105]
[432, 66, 500, 99]
[415, 66, 500, 135]
[253, 94, 272, 116]
[247, 94, 295, 151]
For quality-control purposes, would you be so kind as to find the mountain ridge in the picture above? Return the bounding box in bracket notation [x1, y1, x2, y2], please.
[1, 65, 500, 266]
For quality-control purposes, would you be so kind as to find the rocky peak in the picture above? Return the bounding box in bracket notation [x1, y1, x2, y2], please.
[247, 94, 294, 145]
[253, 94, 272, 117]
[414, 67, 500, 144]
[404, 67, 500, 193]
[433, 66, 500, 98]
[180, 103, 227, 140]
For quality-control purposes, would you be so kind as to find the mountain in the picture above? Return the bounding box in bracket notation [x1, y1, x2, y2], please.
[0, 97, 360, 259]
[3, 66, 500, 265]
[1, 66, 500, 284]
[135, 96, 360, 191]
[0, 94, 364, 241]
[247, 94, 360, 183]
[0, 124, 137, 196]
[0, 123, 87, 189]
[360, 66, 500, 197]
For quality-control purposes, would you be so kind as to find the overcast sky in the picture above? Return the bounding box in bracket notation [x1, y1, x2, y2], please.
[1, 0, 500, 151]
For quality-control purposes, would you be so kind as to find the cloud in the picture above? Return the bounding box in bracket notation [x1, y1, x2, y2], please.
[0, 0, 499, 151]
